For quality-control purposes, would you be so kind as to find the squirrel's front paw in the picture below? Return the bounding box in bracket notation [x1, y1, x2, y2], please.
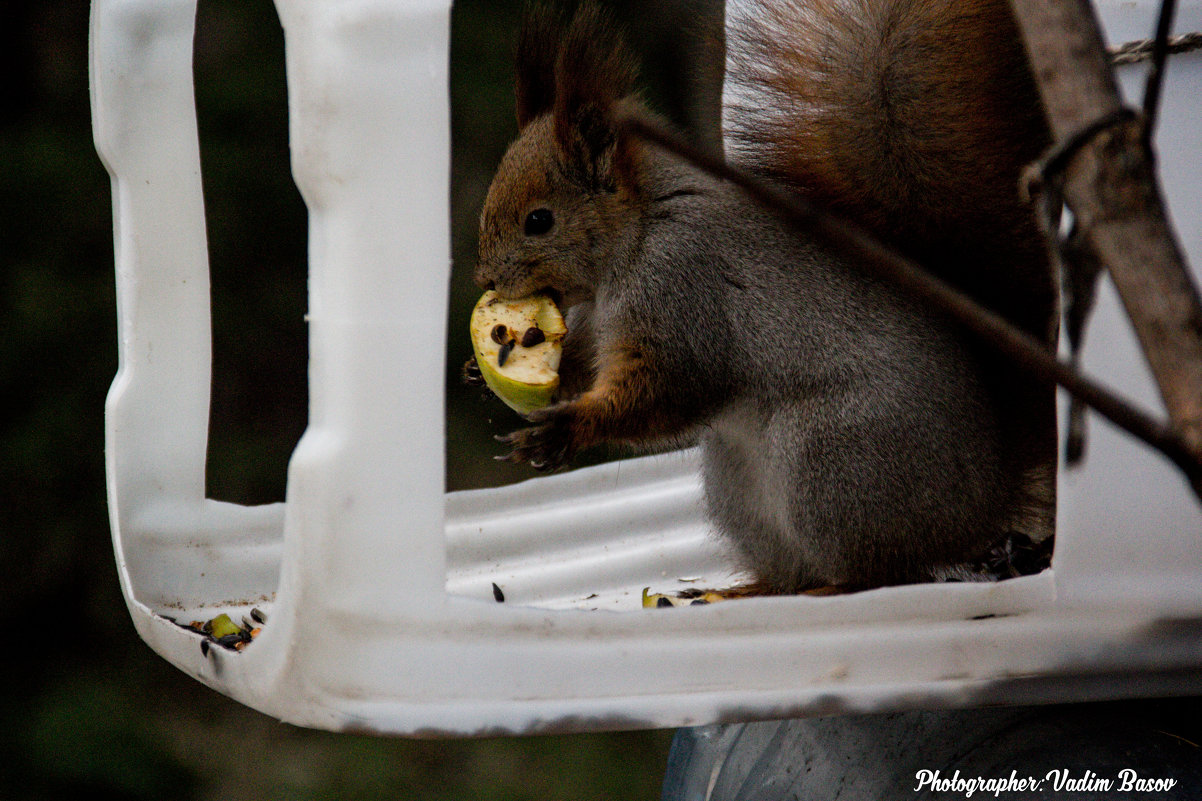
[462, 356, 486, 387]
[496, 404, 576, 471]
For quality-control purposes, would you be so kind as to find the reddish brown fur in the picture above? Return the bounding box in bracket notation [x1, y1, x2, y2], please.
[727, 0, 1047, 231]
[726, 0, 1054, 333]
[513, 3, 563, 129]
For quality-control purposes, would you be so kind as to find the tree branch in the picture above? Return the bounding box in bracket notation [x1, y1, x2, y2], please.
[1008, 0, 1202, 466]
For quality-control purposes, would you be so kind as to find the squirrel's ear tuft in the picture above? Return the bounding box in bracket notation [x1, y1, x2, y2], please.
[552, 3, 638, 189]
[515, 3, 563, 131]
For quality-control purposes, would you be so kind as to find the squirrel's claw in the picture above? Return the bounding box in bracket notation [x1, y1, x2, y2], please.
[462, 356, 486, 387]
[495, 405, 576, 471]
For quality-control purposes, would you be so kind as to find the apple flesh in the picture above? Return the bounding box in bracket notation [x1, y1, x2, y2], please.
[470, 291, 567, 416]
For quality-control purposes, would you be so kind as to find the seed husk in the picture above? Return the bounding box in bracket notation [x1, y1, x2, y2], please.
[497, 340, 514, 367]
[490, 324, 511, 345]
[520, 326, 545, 347]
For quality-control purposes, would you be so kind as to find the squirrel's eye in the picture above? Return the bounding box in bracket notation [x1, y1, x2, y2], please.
[523, 208, 554, 236]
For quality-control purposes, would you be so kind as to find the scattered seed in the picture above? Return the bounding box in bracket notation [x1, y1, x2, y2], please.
[656, 596, 674, 608]
[520, 326, 545, 347]
[497, 340, 514, 367]
[250, 607, 267, 624]
[492, 582, 505, 603]
[490, 324, 510, 345]
[201, 640, 211, 656]
[242, 615, 257, 631]
[690, 599, 710, 606]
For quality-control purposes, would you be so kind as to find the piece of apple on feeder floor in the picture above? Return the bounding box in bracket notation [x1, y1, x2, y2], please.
[470, 290, 567, 416]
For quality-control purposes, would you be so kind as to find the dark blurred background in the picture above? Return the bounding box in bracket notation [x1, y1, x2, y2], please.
[1, 0, 720, 797]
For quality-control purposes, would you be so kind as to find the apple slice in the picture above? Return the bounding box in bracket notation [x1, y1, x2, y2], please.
[470, 290, 567, 416]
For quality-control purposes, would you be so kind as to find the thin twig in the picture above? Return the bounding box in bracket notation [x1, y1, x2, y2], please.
[1110, 30, 1202, 65]
[619, 111, 1202, 486]
[1142, 0, 1179, 136]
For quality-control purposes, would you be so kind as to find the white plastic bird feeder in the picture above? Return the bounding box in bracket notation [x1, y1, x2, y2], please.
[91, 0, 1202, 736]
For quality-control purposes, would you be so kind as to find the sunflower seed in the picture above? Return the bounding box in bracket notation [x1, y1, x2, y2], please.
[520, 326, 545, 347]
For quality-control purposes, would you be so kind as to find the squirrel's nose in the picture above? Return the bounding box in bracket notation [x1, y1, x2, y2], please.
[473, 264, 496, 291]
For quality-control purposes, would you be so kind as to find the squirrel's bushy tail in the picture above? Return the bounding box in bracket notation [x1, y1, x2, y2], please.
[723, 0, 1049, 266]
[724, 0, 1059, 541]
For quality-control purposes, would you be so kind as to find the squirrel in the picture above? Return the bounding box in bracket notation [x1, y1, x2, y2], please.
[470, 0, 1058, 593]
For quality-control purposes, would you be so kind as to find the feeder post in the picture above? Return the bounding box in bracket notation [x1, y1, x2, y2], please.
[274, 0, 454, 617]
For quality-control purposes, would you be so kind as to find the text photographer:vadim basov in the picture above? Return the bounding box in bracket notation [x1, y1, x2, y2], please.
[914, 768, 1179, 796]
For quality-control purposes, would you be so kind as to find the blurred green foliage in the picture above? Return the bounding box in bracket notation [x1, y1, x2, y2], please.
[2, 0, 726, 796]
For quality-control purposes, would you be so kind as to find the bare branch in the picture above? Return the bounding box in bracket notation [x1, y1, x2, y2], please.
[1008, 0, 1202, 464]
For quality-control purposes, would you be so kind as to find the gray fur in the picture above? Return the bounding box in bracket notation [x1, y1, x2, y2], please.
[614, 168, 1010, 590]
